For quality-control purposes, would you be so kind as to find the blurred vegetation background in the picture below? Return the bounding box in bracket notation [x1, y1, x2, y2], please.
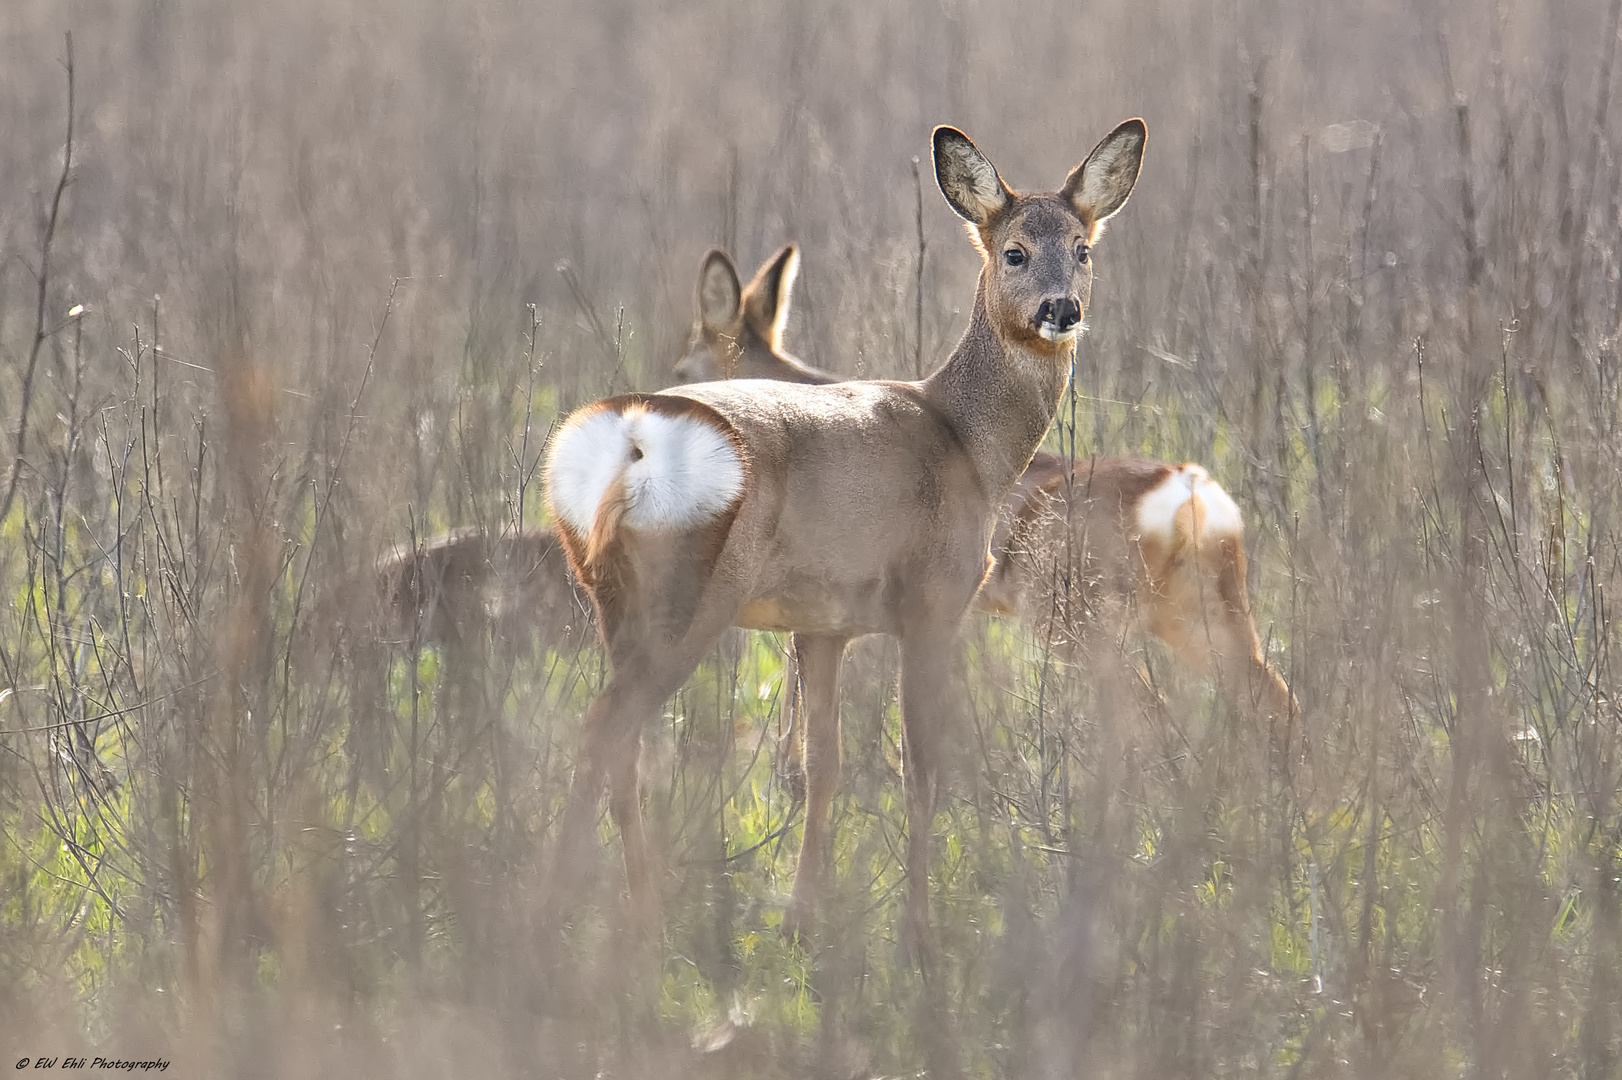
[2, 0, 1621, 1075]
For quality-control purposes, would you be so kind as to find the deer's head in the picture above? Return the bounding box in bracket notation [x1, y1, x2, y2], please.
[934, 119, 1145, 355]
[673, 244, 800, 383]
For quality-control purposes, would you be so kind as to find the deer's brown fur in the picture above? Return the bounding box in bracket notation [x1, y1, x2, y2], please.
[374, 526, 592, 654]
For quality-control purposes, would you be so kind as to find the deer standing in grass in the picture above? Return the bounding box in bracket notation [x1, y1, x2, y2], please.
[544, 119, 1148, 939]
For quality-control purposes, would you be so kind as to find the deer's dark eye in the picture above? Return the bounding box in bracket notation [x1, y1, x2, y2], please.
[1004, 249, 1026, 267]
[1075, 243, 1090, 264]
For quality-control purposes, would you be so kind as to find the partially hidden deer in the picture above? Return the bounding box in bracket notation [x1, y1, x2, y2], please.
[674, 243, 1294, 736]
[544, 119, 1149, 940]
[673, 242, 835, 385]
[372, 526, 593, 655]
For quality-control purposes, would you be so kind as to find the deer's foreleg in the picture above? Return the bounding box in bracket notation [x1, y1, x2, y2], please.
[898, 629, 959, 949]
[784, 633, 849, 940]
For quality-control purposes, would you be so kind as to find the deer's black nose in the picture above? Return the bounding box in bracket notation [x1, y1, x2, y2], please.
[1036, 298, 1081, 331]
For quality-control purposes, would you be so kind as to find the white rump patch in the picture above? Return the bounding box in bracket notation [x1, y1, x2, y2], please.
[1135, 464, 1244, 547]
[546, 403, 745, 535]
[1191, 471, 1243, 538]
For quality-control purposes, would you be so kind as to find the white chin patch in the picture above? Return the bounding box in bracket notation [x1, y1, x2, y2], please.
[546, 403, 745, 534]
[1037, 324, 1079, 343]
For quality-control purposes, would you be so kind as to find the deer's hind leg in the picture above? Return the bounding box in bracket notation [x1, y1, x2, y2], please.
[1200, 536, 1303, 778]
[557, 530, 749, 927]
[1145, 529, 1300, 777]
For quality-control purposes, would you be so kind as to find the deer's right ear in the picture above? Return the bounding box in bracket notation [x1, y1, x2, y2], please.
[1061, 118, 1147, 232]
[698, 250, 743, 332]
[933, 126, 1013, 228]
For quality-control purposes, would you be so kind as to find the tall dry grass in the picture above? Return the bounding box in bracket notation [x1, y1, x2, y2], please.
[2, 0, 1621, 1076]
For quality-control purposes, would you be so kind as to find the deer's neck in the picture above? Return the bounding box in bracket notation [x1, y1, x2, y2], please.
[921, 276, 1071, 500]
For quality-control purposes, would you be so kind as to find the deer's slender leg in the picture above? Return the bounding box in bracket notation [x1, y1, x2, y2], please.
[604, 694, 658, 928]
[783, 633, 849, 939]
[778, 633, 807, 802]
[557, 675, 666, 913]
[897, 627, 961, 948]
[1212, 539, 1297, 759]
[897, 624, 969, 1079]
[557, 583, 746, 926]
[1152, 533, 1303, 785]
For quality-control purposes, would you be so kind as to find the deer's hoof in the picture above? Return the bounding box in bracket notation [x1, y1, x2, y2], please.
[781, 897, 813, 944]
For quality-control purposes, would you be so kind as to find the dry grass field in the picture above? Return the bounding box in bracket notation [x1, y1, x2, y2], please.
[3, 0, 1621, 1076]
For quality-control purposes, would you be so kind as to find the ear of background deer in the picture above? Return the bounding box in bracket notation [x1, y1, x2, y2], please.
[932, 126, 1014, 227]
[1060, 118, 1147, 235]
[741, 243, 799, 349]
[698, 249, 743, 331]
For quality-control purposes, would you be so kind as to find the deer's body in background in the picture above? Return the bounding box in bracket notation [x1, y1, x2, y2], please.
[373, 526, 592, 655]
[978, 453, 1292, 725]
[544, 120, 1148, 941]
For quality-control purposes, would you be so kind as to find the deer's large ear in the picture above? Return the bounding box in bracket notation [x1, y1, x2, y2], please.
[1061, 118, 1146, 231]
[933, 126, 1013, 227]
[697, 249, 743, 332]
[741, 243, 799, 349]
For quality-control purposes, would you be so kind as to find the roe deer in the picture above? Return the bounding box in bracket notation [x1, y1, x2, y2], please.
[544, 119, 1147, 940]
[318, 527, 591, 808]
[674, 247, 1297, 797]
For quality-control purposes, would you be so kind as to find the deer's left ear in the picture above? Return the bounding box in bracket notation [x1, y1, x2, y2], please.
[697, 249, 744, 332]
[741, 243, 799, 349]
[1061, 118, 1147, 231]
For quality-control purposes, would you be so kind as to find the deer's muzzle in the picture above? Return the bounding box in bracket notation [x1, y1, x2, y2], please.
[1035, 297, 1082, 340]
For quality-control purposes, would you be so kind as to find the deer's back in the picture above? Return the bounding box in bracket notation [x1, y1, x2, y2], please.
[667, 379, 997, 634]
